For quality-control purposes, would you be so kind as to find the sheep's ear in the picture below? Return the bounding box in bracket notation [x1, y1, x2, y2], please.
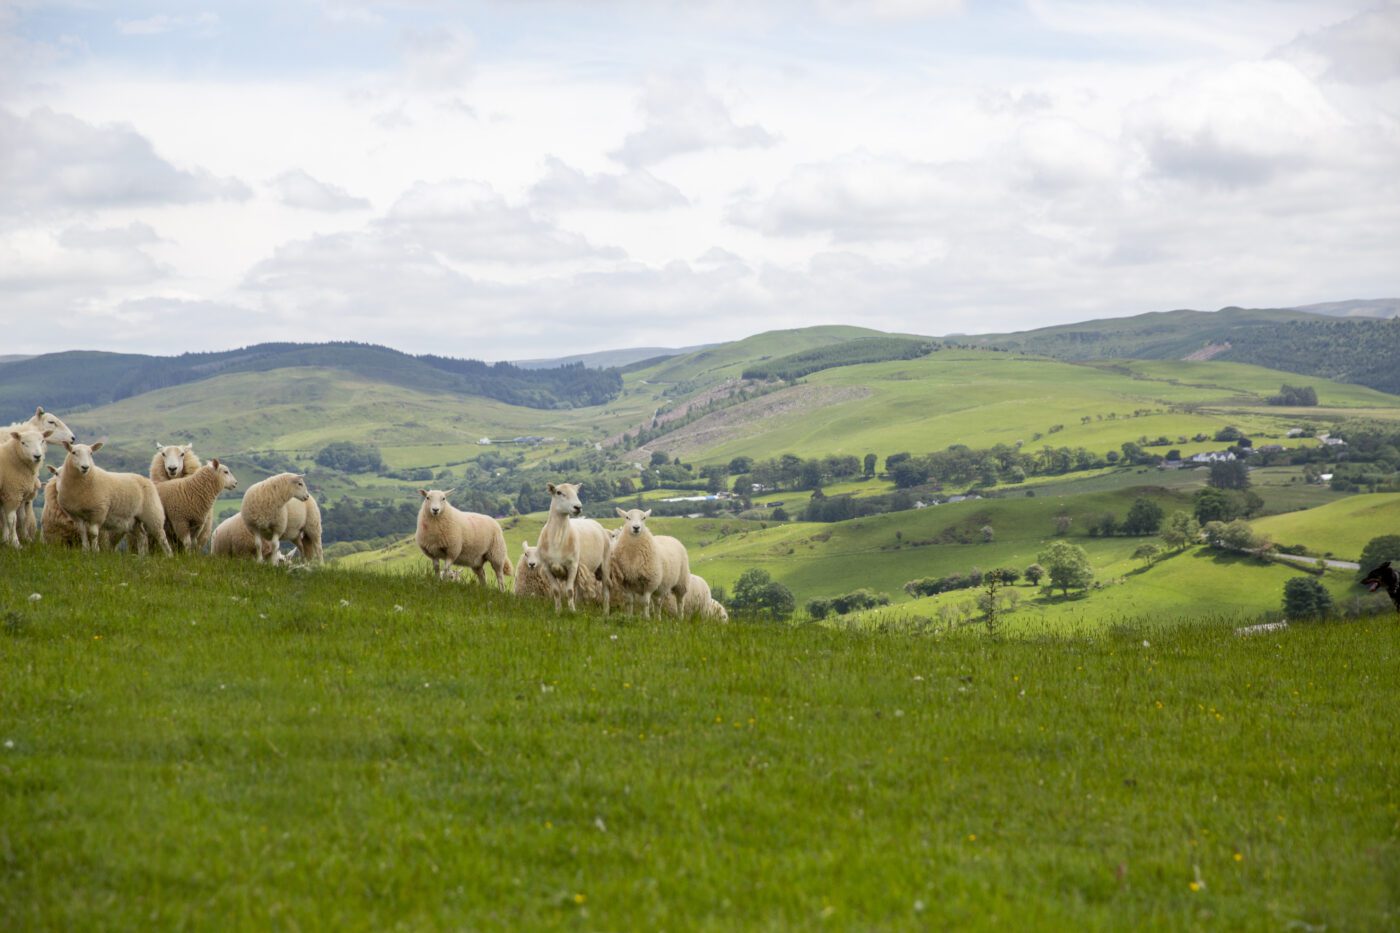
[154, 441, 164, 450]
[46, 465, 57, 475]
[42, 430, 53, 439]
[615, 507, 627, 518]
[642, 509, 652, 519]
[62, 440, 74, 452]
[546, 482, 557, 494]
[9, 431, 20, 441]
[419, 489, 429, 499]
[575, 481, 584, 490]
[443, 488, 455, 498]
[34, 406, 44, 416]
[210, 458, 220, 469]
[91, 441, 104, 452]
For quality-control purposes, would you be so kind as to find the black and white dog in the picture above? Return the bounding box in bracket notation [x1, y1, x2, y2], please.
[1361, 560, 1400, 613]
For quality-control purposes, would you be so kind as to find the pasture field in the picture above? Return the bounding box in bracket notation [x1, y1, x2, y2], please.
[1, 548, 1396, 929]
[1251, 493, 1400, 560]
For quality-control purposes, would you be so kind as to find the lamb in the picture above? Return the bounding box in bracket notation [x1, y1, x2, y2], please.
[156, 459, 238, 551]
[515, 540, 604, 605]
[534, 482, 612, 613]
[1, 427, 52, 548]
[40, 466, 82, 548]
[56, 441, 172, 555]
[282, 496, 324, 563]
[238, 472, 311, 563]
[667, 572, 728, 621]
[211, 512, 281, 561]
[415, 489, 512, 589]
[607, 508, 689, 618]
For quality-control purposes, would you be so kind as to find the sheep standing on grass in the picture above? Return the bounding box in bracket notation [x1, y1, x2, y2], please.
[415, 489, 512, 589]
[56, 441, 171, 555]
[282, 496, 324, 563]
[40, 466, 82, 548]
[156, 459, 238, 551]
[608, 508, 689, 618]
[535, 482, 612, 614]
[666, 572, 728, 621]
[238, 472, 311, 563]
[150, 443, 218, 549]
[1, 427, 52, 548]
[211, 513, 282, 562]
[515, 540, 605, 605]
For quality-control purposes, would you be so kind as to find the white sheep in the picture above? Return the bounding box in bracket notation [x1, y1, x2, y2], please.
[281, 496, 324, 563]
[535, 482, 612, 614]
[666, 572, 729, 621]
[56, 441, 172, 555]
[156, 459, 238, 552]
[415, 489, 512, 589]
[211, 512, 283, 561]
[607, 508, 689, 618]
[39, 466, 83, 548]
[149, 443, 201, 483]
[5, 406, 76, 446]
[238, 472, 311, 563]
[1, 427, 52, 548]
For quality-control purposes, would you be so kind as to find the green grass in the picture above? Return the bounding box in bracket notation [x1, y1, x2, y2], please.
[1251, 493, 1400, 559]
[2, 548, 1397, 929]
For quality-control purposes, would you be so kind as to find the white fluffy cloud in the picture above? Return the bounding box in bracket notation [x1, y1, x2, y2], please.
[529, 157, 687, 212]
[269, 169, 371, 211]
[612, 73, 776, 167]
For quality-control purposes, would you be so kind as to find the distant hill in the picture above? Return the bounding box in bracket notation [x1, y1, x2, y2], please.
[1291, 298, 1400, 319]
[0, 355, 32, 366]
[513, 344, 714, 370]
[0, 342, 622, 424]
[967, 306, 1400, 395]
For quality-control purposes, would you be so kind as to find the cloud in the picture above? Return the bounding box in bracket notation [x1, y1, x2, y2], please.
[1280, 5, 1400, 85]
[815, 0, 963, 23]
[1127, 60, 1347, 188]
[528, 157, 687, 212]
[399, 25, 473, 90]
[268, 169, 371, 211]
[612, 73, 776, 167]
[57, 221, 164, 249]
[379, 180, 624, 263]
[0, 107, 250, 218]
[115, 12, 221, 38]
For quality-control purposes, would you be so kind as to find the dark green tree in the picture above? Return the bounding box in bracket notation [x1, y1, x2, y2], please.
[1122, 497, 1165, 535]
[1283, 577, 1333, 619]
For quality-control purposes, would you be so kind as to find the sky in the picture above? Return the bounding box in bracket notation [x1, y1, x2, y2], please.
[1, 0, 1397, 360]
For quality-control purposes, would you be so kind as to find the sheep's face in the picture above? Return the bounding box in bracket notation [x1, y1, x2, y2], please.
[64, 441, 100, 475]
[155, 444, 187, 479]
[33, 409, 75, 446]
[211, 459, 237, 491]
[547, 482, 583, 517]
[10, 429, 50, 465]
[615, 507, 652, 537]
[520, 542, 540, 571]
[420, 489, 450, 517]
[289, 475, 310, 501]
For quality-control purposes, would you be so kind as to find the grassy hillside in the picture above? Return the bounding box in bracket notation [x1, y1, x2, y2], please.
[3, 548, 1397, 929]
[1251, 494, 1400, 560]
[631, 325, 890, 390]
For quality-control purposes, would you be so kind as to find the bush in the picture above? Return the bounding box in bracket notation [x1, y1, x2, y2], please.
[1283, 577, 1333, 619]
[1357, 535, 1400, 579]
[730, 569, 795, 621]
[314, 441, 384, 474]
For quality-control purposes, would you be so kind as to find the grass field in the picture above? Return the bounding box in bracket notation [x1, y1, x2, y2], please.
[2, 548, 1398, 929]
[1251, 493, 1400, 560]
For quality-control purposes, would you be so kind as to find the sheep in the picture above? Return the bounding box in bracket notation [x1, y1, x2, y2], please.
[607, 508, 689, 618]
[282, 496, 324, 563]
[40, 466, 82, 548]
[56, 441, 172, 555]
[5, 406, 76, 446]
[149, 442, 201, 483]
[415, 489, 512, 589]
[515, 540, 605, 605]
[211, 512, 282, 561]
[238, 472, 310, 563]
[156, 459, 238, 551]
[535, 482, 611, 614]
[664, 572, 728, 621]
[1, 427, 52, 548]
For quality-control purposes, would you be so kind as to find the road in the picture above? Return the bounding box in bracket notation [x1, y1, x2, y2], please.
[1270, 552, 1359, 571]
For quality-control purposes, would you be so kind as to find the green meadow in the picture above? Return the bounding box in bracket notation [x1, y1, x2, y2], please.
[2, 548, 1397, 930]
[1251, 493, 1400, 559]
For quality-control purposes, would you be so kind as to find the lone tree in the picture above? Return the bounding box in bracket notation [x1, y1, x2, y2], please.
[863, 453, 877, 476]
[1122, 497, 1165, 535]
[1133, 543, 1161, 567]
[1357, 535, 1400, 581]
[1208, 459, 1250, 490]
[1283, 577, 1333, 619]
[1038, 541, 1093, 596]
[1160, 510, 1200, 550]
[1024, 563, 1046, 586]
[730, 568, 796, 621]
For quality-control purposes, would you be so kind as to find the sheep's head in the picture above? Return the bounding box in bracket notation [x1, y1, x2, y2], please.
[615, 507, 653, 537]
[9, 428, 51, 465]
[33, 407, 75, 445]
[287, 474, 310, 501]
[62, 440, 102, 474]
[520, 541, 540, 571]
[210, 459, 237, 491]
[420, 489, 452, 517]
[154, 443, 188, 478]
[547, 481, 584, 517]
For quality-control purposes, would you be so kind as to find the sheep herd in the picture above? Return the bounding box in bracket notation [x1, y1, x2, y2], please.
[4, 406, 727, 621]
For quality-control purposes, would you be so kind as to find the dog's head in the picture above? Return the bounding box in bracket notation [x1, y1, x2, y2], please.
[1361, 561, 1400, 609]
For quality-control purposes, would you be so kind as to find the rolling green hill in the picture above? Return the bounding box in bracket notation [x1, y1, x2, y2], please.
[1250, 494, 1400, 560]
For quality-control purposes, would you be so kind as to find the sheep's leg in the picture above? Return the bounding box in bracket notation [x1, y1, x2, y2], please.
[431, 557, 441, 578]
[549, 578, 564, 614]
[472, 564, 487, 587]
[492, 559, 507, 592]
[641, 591, 653, 619]
[148, 519, 172, 557]
[2, 508, 17, 549]
[564, 563, 579, 613]
[252, 532, 267, 562]
[76, 522, 91, 551]
[600, 569, 610, 616]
